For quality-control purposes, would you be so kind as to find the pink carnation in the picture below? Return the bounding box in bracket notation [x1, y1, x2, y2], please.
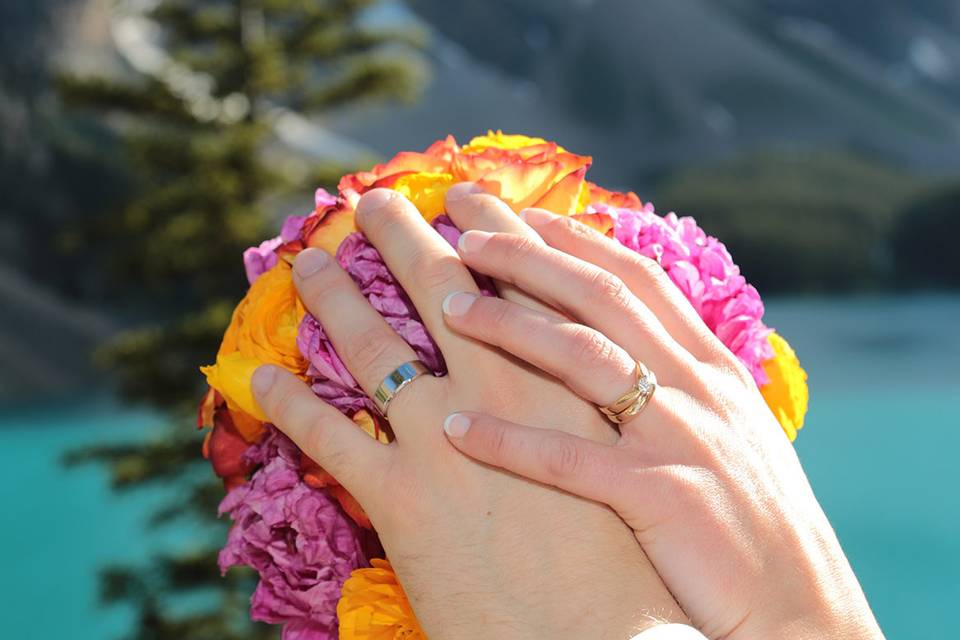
[592, 202, 774, 384]
[218, 428, 380, 640]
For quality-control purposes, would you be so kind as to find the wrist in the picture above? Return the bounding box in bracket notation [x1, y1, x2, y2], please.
[752, 595, 883, 640]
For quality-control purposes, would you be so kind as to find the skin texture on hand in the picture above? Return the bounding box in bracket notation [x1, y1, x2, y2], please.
[438, 191, 885, 640]
[251, 188, 685, 640]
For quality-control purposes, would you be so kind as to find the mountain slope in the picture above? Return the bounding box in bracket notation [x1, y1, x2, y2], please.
[330, 0, 960, 187]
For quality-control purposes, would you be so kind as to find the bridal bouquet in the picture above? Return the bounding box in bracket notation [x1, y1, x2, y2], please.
[198, 132, 808, 639]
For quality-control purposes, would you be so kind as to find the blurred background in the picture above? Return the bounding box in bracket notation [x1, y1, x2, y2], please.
[2, 0, 957, 637]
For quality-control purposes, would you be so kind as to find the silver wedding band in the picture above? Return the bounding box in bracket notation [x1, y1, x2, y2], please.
[373, 360, 431, 417]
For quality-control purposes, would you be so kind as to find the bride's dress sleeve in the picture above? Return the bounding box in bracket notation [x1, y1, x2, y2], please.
[631, 624, 709, 640]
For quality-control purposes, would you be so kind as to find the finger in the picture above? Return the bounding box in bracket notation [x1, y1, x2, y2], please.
[252, 364, 387, 498]
[456, 230, 694, 381]
[444, 183, 560, 318]
[521, 208, 725, 362]
[442, 292, 638, 407]
[445, 182, 536, 238]
[442, 411, 650, 511]
[355, 188, 483, 369]
[292, 247, 422, 400]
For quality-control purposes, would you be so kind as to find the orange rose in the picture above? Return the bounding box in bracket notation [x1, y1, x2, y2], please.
[285, 132, 634, 260]
[280, 198, 360, 259]
[337, 559, 425, 640]
[454, 131, 591, 214]
[200, 262, 306, 430]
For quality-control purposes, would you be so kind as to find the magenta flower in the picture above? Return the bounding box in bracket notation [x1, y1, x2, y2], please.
[218, 428, 381, 640]
[243, 214, 306, 285]
[592, 202, 774, 385]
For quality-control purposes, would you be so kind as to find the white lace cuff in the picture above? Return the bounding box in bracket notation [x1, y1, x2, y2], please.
[630, 623, 709, 640]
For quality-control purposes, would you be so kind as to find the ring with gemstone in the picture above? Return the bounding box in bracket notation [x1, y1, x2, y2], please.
[373, 360, 432, 417]
[598, 361, 657, 424]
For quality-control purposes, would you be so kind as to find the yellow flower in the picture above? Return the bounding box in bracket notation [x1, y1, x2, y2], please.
[461, 130, 560, 154]
[454, 135, 590, 215]
[391, 172, 456, 222]
[200, 262, 306, 426]
[760, 332, 809, 441]
[337, 559, 425, 640]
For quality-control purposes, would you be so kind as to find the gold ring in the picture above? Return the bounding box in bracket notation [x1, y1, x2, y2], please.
[373, 360, 431, 417]
[599, 361, 657, 424]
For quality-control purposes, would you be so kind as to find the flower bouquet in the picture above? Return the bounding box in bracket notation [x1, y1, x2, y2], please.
[198, 132, 809, 639]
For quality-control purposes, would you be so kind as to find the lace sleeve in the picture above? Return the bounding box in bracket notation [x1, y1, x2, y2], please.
[630, 623, 710, 640]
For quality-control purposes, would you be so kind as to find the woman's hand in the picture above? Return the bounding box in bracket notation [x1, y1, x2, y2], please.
[439, 189, 884, 640]
[251, 188, 685, 640]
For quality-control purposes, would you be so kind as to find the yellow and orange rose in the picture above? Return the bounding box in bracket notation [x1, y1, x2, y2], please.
[200, 261, 306, 437]
[282, 131, 642, 260]
[337, 559, 425, 640]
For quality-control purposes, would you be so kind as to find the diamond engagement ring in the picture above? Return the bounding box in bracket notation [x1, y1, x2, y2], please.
[598, 360, 658, 424]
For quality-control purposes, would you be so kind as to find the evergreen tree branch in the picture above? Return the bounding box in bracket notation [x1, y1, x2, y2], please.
[59, 1, 425, 636]
[305, 56, 420, 110]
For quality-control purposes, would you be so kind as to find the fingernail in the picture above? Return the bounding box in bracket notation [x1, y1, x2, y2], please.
[356, 188, 398, 223]
[251, 365, 277, 397]
[294, 248, 331, 278]
[445, 182, 483, 202]
[457, 230, 492, 254]
[519, 208, 557, 227]
[442, 291, 477, 316]
[443, 413, 472, 438]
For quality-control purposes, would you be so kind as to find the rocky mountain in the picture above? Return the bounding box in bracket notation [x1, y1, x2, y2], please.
[329, 0, 960, 188]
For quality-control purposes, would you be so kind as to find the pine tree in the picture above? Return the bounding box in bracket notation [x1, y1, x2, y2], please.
[60, 1, 424, 637]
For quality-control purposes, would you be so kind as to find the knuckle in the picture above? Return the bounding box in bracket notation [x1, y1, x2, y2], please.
[706, 345, 755, 388]
[631, 254, 690, 310]
[483, 421, 510, 461]
[409, 249, 462, 292]
[482, 298, 525, 336]
[341, 326, 398, 377]
[726, 353, 756, 387]
[568, 326, 616, 367]
[271, 382, 303, 427]
[310, 270, 355, 302]
[356, 190, 403, 232]
[541, 435, 582, 479]
[304, 418, 344, 467]
[554, 214, 591, 241]
[632, 253, 666, 283]
[498, 234, 539, 265]
[585, 270, 631, 308]
[469, 192, 512, 216]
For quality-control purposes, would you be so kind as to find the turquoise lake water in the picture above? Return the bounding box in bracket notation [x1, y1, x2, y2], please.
[3, 294, 958, 638]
